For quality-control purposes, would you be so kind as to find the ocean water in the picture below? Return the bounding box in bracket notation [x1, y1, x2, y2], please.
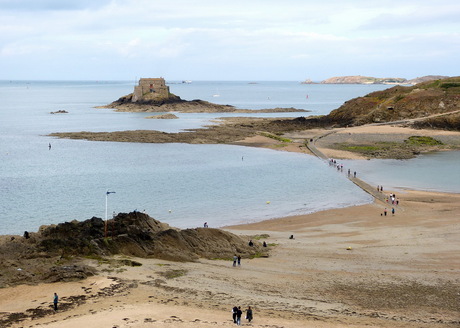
[341, 151, 460, 193]
[0, 80, 456, 235]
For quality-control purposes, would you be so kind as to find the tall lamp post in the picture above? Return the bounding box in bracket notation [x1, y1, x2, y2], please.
[105, 190, 116, 238]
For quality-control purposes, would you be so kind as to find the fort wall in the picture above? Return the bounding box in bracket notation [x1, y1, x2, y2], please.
[132, 78, 170, 102]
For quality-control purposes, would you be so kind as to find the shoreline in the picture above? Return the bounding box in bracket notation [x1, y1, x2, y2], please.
[2, 188, 459, 328]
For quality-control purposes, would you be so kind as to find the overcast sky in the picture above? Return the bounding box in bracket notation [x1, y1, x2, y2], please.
[0, 0, 459, 81]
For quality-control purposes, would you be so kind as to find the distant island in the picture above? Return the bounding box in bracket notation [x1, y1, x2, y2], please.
[99, 77, 308, 114]
[301, 75, 450, 85]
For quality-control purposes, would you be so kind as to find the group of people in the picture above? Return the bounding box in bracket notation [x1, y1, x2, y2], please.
[232, 306, 253, 325]
[233, 254, 242, 266]
[383, 207, 396, 216]
[388, 193, 399, 205]
[378, 186, 400, 205]
[328, 158, 356, 178]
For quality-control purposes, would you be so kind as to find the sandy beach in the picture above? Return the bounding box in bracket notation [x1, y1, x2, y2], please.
[1, 124, 460, 328]
[2, 188, 459, 328]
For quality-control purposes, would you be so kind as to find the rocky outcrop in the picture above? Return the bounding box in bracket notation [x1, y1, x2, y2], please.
[326, 77, 460, 128]
[99, 92, 307, 114]
[145, 113, 179, 119]
[406, 75, 450, 85]
[37, 212, 263, 261]
[0, 212, 265, 286]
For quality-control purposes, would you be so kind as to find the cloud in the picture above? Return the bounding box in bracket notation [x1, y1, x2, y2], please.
[0, 0, 111, 11]
[0, 0, 458, 80]
[358, 4, 460, 31]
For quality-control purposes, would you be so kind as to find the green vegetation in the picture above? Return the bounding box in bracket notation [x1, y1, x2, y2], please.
[340, 145, 383, 153]
[335, 136, 447, 159]
[84, 255, 142, 267]
[250, 252, 269, 258]
[260, 132, 292, 143]
[440, 82, 460, 89]
[84, 254, 110, 264]
[159, 269, 188, 279]
[252, 234, 270, 240]
[405, 136, 443, 146]
[55, 254, 73, 265]
[118, 259, 142, 267]
[335, 142, 407, 158]
[394, 94, 405, 102]
[422, 77, 460, 89]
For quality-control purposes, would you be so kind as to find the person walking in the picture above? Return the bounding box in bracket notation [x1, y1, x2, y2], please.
[246, 306, 253, 322]
[392, 207, 395, 216]
[233, 255, 237, 267]
[237, 255, 241, 266]
[232, 306, 238, 323]
[53, 293, 58, 311]
[236, 306, 243, 325]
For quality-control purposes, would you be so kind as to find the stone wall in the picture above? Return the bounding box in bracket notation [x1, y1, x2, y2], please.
[132, 78, 170, 102]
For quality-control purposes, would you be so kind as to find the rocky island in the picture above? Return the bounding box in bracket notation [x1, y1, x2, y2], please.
[98, 77, 307, 114]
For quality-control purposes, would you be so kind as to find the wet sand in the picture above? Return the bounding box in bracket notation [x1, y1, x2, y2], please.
[2, 189, 459, 328]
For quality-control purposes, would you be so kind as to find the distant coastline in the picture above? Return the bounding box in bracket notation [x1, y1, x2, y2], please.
[301, 74, 450, 85]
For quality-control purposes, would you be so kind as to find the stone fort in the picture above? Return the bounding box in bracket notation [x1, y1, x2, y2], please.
[132, 78, 171, 102]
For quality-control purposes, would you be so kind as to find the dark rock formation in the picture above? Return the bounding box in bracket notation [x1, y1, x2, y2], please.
[100, 92, 238, 113]
[36, 212, 262, 261]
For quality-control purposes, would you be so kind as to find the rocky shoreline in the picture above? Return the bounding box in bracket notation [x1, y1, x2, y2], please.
[0, 212, 265, 289]
[49, 114, 460, 159]
[98, 92, 308, 114]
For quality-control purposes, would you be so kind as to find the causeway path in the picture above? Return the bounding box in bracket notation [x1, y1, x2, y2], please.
[304, 109, 460, 205]
[306, 135, 389, 204]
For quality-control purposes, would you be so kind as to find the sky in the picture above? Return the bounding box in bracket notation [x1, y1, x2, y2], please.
[0, 0, 459, 81]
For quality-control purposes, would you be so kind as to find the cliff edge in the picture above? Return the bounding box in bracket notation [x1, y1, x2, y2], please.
[326, 77, 460, 128]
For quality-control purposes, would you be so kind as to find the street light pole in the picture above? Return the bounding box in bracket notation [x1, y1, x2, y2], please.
[105, 190, 116, 238]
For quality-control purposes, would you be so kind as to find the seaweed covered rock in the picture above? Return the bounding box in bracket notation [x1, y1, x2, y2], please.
[8, 212, 264, 263]
[0, 212, 265, 286]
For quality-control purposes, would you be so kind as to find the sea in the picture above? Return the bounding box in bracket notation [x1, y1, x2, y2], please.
[0, 80, 458, 235]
